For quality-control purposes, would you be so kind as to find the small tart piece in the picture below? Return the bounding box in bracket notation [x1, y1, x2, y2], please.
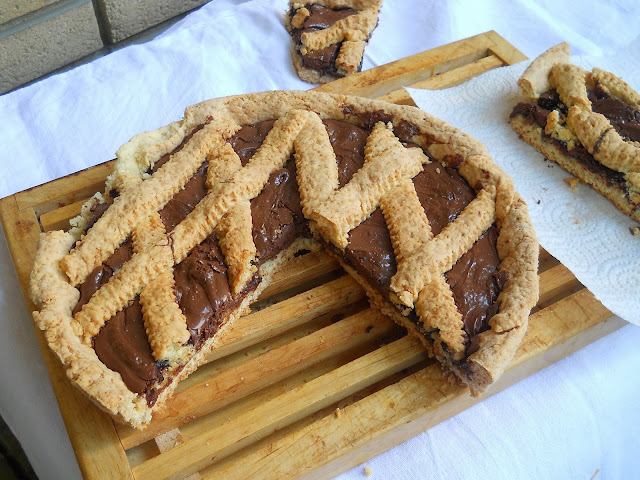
[510, 43, 640, 222]
[285, 0, 383, 84]
[30, 91, 538, 428]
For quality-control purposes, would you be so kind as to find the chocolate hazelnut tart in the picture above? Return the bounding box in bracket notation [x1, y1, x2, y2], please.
[30, 91, 538, 428]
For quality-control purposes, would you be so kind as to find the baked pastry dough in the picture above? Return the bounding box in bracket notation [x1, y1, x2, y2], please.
[511, 43, 640, 221]
[285, 1, 383, 83]
[30, 91, 538, 428]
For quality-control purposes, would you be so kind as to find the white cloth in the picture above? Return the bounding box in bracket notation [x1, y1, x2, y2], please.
[0, 1, 638, 479]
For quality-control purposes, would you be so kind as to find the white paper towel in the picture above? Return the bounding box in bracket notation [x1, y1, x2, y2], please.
[408, 40, 640, 326]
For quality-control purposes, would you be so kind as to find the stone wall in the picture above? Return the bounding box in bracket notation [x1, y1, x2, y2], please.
[0, 0, 210, 94]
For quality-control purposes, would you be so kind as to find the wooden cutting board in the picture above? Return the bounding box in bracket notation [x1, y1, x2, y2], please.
[0, 31, 625, 480]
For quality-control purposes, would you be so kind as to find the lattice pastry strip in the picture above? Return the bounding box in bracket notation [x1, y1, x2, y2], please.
[62, 118, 238, 287]
[74, 109, 315, 344]
[336, 40, 367, 75]
[380, 179, 466, 355]
[566, 106, 640, 184]
[208, 142, 257, 295]
[310, 122, 427, 248]
[549, 63, 591, 110]
[117, 151, 191, 363]
[135, 215, 190, 363]
[171, 110, 314, 262]
[391, 186, 497, 308]
[590, 67, 640, 106]
[298, 2, 381, 53]
[293, 111, 340, 217]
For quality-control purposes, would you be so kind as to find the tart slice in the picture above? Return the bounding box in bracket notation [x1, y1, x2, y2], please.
[30, 91, 538, 429]
[510, 42, 640, 222]
[285, 0, 382, 83]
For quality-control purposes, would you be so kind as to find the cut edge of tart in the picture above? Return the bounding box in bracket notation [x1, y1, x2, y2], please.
[509, 42, 640, 223]
[285, 0, 383, 84]
[29, 90, 539, 429]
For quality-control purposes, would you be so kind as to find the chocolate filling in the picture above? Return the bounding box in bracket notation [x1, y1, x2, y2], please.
[74, 116, 504, 399]
[288, 4, 359, 77]
[510, 88, 640, 194]
[337, 135, 501, 338]
[173, 235, 260, 348]
[229, 121, 312, 264]
[93, 298, 162, 405]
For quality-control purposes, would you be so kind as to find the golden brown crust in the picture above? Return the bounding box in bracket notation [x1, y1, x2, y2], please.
[509, 115, 640, 222]
[566, 106, 640, 179]
[30, 90, 539, 426]
[549, 63, 591, 109]
[590, 67, 640, 106]
[517, 42, 570, 101]
[294, 112, 339, 217]
[209, 142, 257, 295]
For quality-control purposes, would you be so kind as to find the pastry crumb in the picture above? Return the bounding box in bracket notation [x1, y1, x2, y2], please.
[630, 226, 640, 236]
[364, 466, 373, 476]
[564, 177, 580, 191]
[334, 407, 342, 418]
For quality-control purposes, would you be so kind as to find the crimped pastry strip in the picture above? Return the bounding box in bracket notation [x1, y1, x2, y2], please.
[566, 106, 640, 178]
[171, 109, 314, 262]
[415, 280, 465, 358]
[391, 186, 497, 308]
[62, 118, 237, 287]
[293, 112, 339, 217]
[336, 40, 366, 75]
[590, 67, 640, 106]
[490, 196, 539, 333]
[209, 142, 257, 295]
[300, 9, 379, 52]
[380, 180, 430, 263]
[310, 122, 426, 248]
[74, 244, 174, 344]
[381, 179, 465, 355]
[135, 215, 190, 364]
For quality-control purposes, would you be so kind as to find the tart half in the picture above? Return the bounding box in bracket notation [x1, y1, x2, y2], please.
[510, 42, 640, 222]
[30, 91, 538, 428]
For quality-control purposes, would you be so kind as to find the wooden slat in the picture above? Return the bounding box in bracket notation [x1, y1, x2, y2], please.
[131, 336, 429, 480]
[484, 30, 528, 65]
[536, 263, 583, 310]
[258, 249, 339, 299]
[14, 159, 114, 213]
[0, 196, 132, 480]
[203, 275, 365, 362]
[119, 308, 394, 449]
[204, 289, 619, 480]
[39, 197, 87, 231]
[314, 32, 497, 98]
[375, 55, 504, 105]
